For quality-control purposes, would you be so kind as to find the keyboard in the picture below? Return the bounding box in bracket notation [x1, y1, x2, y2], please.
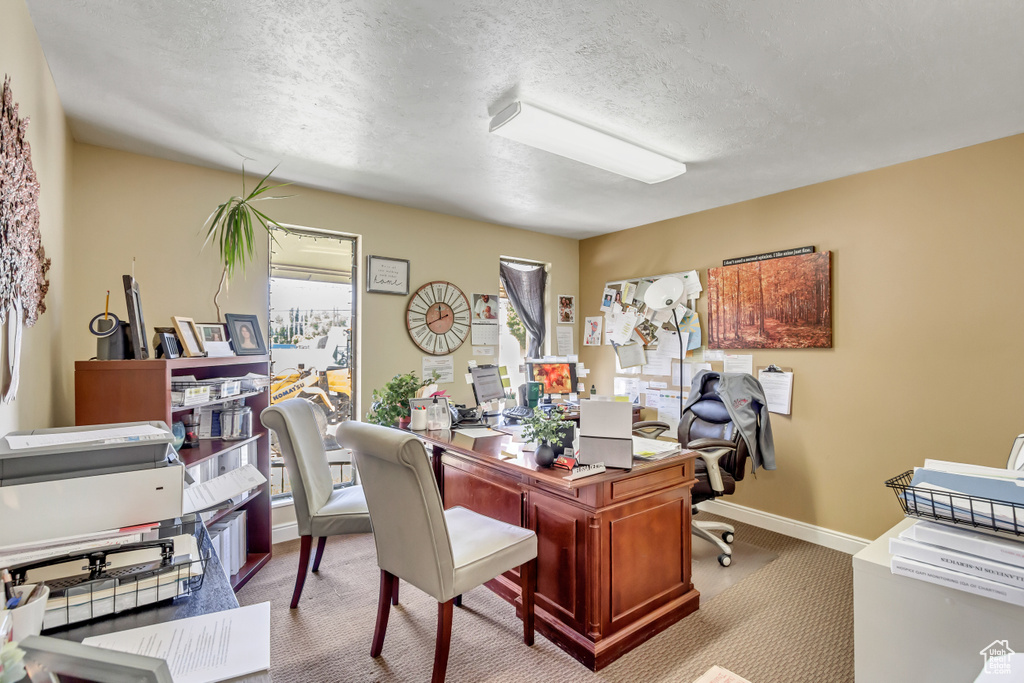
[502, 405, 534, 422]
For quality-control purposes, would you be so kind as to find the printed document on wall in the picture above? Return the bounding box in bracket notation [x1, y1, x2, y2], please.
[556, 326, 574, 355]
[757, 369, 793, 415]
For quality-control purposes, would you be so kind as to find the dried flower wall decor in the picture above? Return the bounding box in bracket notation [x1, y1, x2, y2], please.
[0, 76, 51, 402]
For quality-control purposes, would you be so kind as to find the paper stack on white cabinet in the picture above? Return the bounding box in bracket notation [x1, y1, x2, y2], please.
[890, 520, 1024, 607]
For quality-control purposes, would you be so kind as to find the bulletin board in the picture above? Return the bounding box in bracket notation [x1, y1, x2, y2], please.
[592, 271, 709, 430]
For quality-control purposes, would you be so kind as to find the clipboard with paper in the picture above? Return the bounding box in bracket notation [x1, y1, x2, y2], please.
[756, 365, 793, 415]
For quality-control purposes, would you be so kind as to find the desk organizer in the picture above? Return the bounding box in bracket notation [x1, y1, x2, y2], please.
[8, 522, 211, 632]
[886, 470, 1024, 537]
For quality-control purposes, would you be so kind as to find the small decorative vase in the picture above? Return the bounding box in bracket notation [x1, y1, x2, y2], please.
[534, 440, 556, 468]
[398, 416, 412, 429]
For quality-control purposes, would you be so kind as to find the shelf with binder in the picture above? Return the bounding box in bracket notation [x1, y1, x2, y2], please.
[74, 355, 272, 591]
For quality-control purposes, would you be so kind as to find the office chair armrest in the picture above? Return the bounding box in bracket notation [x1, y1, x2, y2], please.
[632, 421, 671, 439]
[692, 447, 732, 494]
[686, 438, 736, 451]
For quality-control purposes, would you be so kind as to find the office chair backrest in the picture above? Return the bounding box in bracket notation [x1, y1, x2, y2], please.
[261, 399, 336, 536]
[678, 375, 749, 482]
[339, 421, 456, 601]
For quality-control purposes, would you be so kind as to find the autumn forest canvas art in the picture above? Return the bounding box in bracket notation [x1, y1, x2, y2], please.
[708, 251, 831, 349]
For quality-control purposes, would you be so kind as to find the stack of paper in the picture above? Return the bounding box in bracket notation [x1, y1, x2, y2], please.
[902, 460, 1024, 532]
[632, 436, 682, 460]
[890, 519, 1024, 607]
[890, 459, 1024, 606]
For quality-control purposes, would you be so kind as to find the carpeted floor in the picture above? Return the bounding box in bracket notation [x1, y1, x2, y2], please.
[237, 513, 853, 682]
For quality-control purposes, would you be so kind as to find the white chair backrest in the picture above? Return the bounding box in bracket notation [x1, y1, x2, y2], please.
[339, 421, 455, 601]
[261, 399, 336, 536]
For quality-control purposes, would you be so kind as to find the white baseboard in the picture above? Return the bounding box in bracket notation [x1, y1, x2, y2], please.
[698, 499, 869, 555]
[272, 522, 299, 545]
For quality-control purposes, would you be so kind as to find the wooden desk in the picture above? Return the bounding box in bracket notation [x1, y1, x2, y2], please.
[413, 427, 700, 670]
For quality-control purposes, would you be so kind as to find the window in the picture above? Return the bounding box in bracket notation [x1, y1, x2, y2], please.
[498, 258, 548, 393]
[268, 228, 357, 500]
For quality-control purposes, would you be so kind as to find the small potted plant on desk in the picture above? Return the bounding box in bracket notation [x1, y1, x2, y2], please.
[521, 406, 568, 468]
[366, 371, 436, 428]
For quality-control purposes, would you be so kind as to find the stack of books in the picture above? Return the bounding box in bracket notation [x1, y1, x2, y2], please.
[890, 459, 1024, 606]
[208, 511, 248, 580]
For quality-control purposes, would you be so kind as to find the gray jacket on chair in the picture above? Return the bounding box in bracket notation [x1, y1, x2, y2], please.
[682, 370, 776, 472]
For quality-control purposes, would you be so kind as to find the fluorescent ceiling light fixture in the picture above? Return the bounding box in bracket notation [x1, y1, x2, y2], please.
[489, 101, 686, 184]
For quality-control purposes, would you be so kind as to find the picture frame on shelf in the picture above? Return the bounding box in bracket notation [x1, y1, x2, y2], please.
[196, 322, 234, 357]
[122, 275, 149, 359]
[196, 322, 228, 344]
[366, 255, 410, 295]
[225, 314, 267, 356]
[172, 316, 205, 357]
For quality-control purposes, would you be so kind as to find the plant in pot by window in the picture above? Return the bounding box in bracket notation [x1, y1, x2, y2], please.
[521, 405, 568, 468]
[366, 371, 437, 427]
[201, 164, 292, 322]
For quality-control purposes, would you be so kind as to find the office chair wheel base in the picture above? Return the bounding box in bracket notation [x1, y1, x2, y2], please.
[721, 532, 735, 544]
[718, 553, 732, 567]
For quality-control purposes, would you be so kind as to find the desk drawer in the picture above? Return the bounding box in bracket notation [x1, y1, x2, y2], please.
[609, 464, 688, 503]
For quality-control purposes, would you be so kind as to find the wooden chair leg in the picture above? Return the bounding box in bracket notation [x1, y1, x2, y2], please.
[391, 574, 400, 605]
[520, 559, 535, 646]
[431, 599, 454, 683]
[290, 535, 313, 608]
[453, 594, 462, 608]
[371, 570, 396, 657]
[311, 536, 328, 572]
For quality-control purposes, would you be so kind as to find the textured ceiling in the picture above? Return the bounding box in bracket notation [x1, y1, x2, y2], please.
[23, 0, 1024, 238]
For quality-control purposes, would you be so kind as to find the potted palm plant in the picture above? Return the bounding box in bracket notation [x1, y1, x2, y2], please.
[201, 164, 292, 321]
[521, 405, 569, 467]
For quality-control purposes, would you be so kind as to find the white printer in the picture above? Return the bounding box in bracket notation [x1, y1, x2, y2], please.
[0, 421, 184, 548]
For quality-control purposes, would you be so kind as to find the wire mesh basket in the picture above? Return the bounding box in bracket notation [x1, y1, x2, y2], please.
[886, 470, 1024, 537]
[8, 521, 211, 632]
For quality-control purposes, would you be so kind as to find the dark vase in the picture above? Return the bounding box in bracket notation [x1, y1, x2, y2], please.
[534, 440, 556, 467]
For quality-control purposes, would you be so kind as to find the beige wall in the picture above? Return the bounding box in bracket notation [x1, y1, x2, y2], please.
[581, 133, 1024, 540]
[0, 0, 71, 434]
[67, 144, 579, 424]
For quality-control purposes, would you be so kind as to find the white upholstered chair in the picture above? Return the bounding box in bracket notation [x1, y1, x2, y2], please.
[261, 399, 372, 608]
[339, 421, 537, 683]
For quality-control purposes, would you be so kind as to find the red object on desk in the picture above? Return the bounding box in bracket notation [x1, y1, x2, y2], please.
[553, 455, 577, 470]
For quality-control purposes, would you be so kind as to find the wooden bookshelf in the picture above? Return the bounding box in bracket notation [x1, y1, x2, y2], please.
[75, 355, 272, 591]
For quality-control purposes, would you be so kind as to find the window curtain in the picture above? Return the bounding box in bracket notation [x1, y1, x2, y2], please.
[500, 261, 546, 358]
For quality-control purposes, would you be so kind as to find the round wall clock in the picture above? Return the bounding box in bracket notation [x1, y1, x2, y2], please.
[406, 281, 471, 355]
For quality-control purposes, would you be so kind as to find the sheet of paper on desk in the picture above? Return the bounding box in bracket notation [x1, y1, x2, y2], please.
[183, 464, 266, 515]
[83, 602, 270, 683]
[4, 424, 168, 450]
[454, 427, 499, 439]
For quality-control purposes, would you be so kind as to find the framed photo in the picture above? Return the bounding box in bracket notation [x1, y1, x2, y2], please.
[409, 396, 452, 429]
[122, 275, 149, 359]
[557, 294, 575, 324]
[172, 316, 205, 357]
[366, 255, 410, 295]
[195, 323, 228, 344]
[225, 314, 267, 355]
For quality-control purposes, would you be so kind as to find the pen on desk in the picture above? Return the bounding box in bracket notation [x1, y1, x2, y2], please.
[104, 289, 110, 320]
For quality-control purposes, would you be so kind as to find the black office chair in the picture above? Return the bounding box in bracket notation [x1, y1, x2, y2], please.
[678, 373, 766, 567]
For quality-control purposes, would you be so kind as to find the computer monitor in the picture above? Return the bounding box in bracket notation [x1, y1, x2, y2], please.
[527, 361, 578, 396]
[470, 365, 506, 404]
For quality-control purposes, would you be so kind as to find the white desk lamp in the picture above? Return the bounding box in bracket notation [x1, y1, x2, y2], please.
[643, 276, 687, 425]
